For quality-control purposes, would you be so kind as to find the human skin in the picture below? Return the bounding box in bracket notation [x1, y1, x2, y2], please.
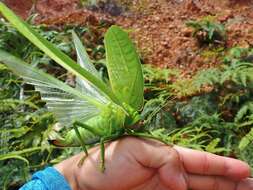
[55, 137, 253, 190]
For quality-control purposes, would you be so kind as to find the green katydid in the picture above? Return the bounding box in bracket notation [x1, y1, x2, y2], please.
[0, 2, 169, 171]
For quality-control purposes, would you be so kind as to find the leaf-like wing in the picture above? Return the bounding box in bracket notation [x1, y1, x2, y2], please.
[72, 31, 100, 78]
[0, 50, 105, 126]
[0, 2, 118, 104]
[105, 26, 144, 110]
[72, 31, 109, 104]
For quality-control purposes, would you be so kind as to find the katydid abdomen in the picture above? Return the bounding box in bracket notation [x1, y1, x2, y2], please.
[58, 105, 126, 147]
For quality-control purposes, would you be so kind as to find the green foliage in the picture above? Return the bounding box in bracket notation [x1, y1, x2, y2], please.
[142, 65, 178, 100]
[193, 68, 222, 88]
[0, 18, 73, 68]
[0, 65, 59, 188]
[238, 142, 253, 172]
[141, 97, 177, 131]
[0, 99, 38, 112]
[143, 64, 179, 83]
[149, 113, 232, 154]
[169, 78, 199, 98]
[239, 128, 253, 150]
[175, 113, 235, 154]
[141, 46, 253, 164]
[206, 138, 227, 154]
[79, 0, 97, 6]
[0, 63, 20, 99]
[194, 63, 253, 88]
[235, 102, 253, 123]
[174, 95, 218, 124]
[186, 17, 226, 45]
[221, 62, 253, 87]
[194, 47, 253, 88]
[224, 47, 253, 63]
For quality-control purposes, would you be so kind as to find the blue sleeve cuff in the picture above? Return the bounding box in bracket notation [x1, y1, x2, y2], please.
[20, 167, 72, 190]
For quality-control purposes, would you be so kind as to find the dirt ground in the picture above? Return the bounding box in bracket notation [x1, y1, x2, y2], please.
[4, 0, 253, 77]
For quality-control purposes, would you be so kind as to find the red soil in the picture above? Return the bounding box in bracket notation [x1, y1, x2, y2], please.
[4, 0, 253, 76]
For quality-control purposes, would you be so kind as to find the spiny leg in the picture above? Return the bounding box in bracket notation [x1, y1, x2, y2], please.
[74, 121, 107, 167]
[73, 122, 88, 155]
[100, 137, 105, 172]
[76, 125, 106, 172]
[73, 122, 123, 172]
[73, 122, 89, 167]
[99, 133, 124, 172]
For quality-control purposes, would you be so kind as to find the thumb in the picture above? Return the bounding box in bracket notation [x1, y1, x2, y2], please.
[132, 139, 187, 190]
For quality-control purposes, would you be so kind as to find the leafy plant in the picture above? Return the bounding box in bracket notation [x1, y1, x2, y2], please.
[235, 102, 253, 123]
[238, 142, 253, 172]
[143, 64, 179, 83]
[194, 47, 253, 89]
[148, 113, 232, 154]
[141, 97, 177, 132]
[174, 95, 218, 124]
[186, 17, 226, 45]
[0, 18, 73, 68]
[0, 64, 60, 188]
[170, 78, 199, 98]
[239, 128, 253, 150]
[193, 68, 222, 89]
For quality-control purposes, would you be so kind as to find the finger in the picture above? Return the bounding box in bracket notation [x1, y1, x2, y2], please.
[174, 146, 251, 179]
[158, 149, 187, 190]
[132, 139, 187, 190]
[188, 175, 253, 190]
[237, 178, 253, 190]
[188, 174, 236, 190]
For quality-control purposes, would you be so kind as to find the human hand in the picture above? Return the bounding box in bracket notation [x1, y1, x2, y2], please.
[55, 137, 253, 190]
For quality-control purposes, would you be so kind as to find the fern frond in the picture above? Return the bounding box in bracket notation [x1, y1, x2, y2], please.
[170, 78, 199, 98]
[221, 62, 253, 86]
[206, 138, 228, 153]
[0, 99, 39, 112]
[193, 68, 221, 88]
[142, 64, 179, 83]
[239, 128, 253, 150]
[186, 18, 226, 45]
[235, 102, 253, 123]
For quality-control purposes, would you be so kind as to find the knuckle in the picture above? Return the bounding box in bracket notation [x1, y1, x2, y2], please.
[165, 147, 181, 163]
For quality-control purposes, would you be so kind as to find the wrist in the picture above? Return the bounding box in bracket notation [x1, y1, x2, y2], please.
[54, 155, 80, 190]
